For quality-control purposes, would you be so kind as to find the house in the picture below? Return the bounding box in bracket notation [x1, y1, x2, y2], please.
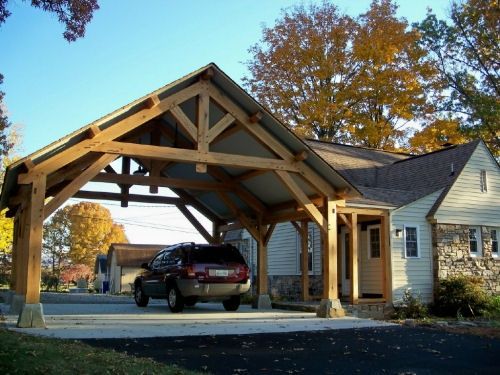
[93, 254, 107, 293]
[107, 244, 167, 293]
[231, 139, 499, 303]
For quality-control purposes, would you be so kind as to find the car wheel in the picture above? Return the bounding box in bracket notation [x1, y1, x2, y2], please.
[134, 283, 149, 307]
[222, 295, 240, 311]
[166, 284, 184, 313]
[185, 296, 197, 307]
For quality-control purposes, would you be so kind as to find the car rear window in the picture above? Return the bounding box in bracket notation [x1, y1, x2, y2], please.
[188, 246, 246, 264]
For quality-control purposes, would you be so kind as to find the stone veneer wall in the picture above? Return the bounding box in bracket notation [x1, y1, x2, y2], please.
[432, 224, 500, 294]
[267, 275, 324, 301]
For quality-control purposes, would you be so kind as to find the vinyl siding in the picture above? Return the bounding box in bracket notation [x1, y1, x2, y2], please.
[241, 222, 322, 276]
[434, 142, 500, 226]
[391, 190, 442, 303]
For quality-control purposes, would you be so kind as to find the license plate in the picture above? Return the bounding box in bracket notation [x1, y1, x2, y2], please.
[214, 269, 229, 277]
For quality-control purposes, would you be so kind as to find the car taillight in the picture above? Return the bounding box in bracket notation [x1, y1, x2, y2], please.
[186, 265, 196, 278]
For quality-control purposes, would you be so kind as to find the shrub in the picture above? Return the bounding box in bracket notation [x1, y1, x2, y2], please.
[484, 295, 500, 319]
[394, 289, 428, 319]
[434, 275, 489, 318]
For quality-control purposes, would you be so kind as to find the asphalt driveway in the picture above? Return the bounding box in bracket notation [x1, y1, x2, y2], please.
[83, 326, 500, 375]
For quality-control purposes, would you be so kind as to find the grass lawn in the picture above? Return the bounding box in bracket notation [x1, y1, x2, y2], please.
[0, 328, 200, 375]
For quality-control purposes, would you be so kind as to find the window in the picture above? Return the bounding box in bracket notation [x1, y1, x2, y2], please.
[368, 225, 381, 259]
[491, 229, 498, 256]
[480, 170, 488, 192]
[297, 228, 314, 274]
[469, 227, 482, 256]
[151, 251, 165, 269]
[404, 226, 419, 258]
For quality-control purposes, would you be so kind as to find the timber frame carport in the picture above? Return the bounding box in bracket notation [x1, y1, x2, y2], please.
[0, 64, 390, 328]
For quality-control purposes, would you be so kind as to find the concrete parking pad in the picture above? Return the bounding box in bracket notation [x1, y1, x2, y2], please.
[1, 302, 393, 339]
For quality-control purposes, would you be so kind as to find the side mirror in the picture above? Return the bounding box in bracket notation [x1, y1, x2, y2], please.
[141, 262, 150, 270]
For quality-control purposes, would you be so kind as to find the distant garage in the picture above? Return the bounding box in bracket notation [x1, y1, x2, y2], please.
[106, 243, 166, 294]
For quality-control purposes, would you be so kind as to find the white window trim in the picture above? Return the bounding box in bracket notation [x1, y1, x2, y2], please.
[469, 226, 483, 257]
[404, 224, 420, 259]
[490, 228, 498, 258]
[296, 226, 314, 275]
[367, 224, 381, 259]
[480, 170, 488, 193]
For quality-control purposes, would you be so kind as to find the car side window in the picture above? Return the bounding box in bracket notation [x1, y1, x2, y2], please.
[151, 252, 164, 269]
[172, 248, 185, 265]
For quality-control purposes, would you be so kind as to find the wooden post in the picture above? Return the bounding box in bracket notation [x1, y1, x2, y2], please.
[322, 197, 338, 299]
[121, 156, 131, 206]
[9, 214, 20, 290]
[349, 213, 359, 304]
[380, 213, 392, 303]
[300, 220, 309, 301]
[25, 173, 46, 304]
[257, 224, 268, 295]
[16, 205, 29, 296]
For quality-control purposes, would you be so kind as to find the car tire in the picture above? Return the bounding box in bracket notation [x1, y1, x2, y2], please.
[222, 295, 240, 311]
[134, 283, 149, 307]
[166, 284, 184, 313]
[185, 296, 197, 307]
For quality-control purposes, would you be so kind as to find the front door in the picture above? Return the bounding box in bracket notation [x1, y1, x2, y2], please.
[341, 228, 350, 296]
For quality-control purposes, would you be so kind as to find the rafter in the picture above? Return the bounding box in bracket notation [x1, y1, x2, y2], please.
[217, 191, 259, 240]
[206, 113, 235, 144]
[18, 82, 203, 184]
[74, 190, 183, 205]
[207, 82, 337, 197]
[92, 172, 231, 191]
[177, 204, 214, 244]
[44, 154, 118, 219]
[274, 170, 327, 233]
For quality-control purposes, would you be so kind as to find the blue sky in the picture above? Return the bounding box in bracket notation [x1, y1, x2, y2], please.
[0, 0, 450, 243]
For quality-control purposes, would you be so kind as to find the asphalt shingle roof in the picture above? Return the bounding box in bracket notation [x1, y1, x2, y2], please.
[307, 140, 481, 208]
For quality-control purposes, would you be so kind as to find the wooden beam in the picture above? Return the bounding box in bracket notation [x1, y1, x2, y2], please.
[217, 191, 259, 240]
[322, 196, 339, 300]
[206, 113, 235, 144]
[217, 221, 244, 233]
[144, 95, 160, 109]
[87, 125, 101, 139]
[337, 207, 385, 216]
[93, 141, 300, 173]
[380, 213, 392, 304]
[257, 223, 268, 295]
[290, 221, 301, 233]
[74, 190, 183, 205]
[294, 150, 308, 162]
[149, 127, 162, 194]
[121, 156, 131, 207]
[263, 210, 310, 225]
[22, 159, 35, 171]
[274, 170, 327, 233]
[207, 166, 267, 214]
[300, 220, 309, 301]
[25, 173, 46, 304]
[339, 213, 352, 230]
[44, 154, 118, 219]
[92, 172, 231, 191]
[196, 90, 210, 173]
[349, 213, 359, 304]
[249, 111, 262, 124]
[208, 82, 337, 197]
[169, 105, 198, 142]
[263, 223, 276, 246]
[177, 204, 214, 244]
[201, 67, 214, 81]
[232, 169, 267, 182]
[18, 82, 203, 184]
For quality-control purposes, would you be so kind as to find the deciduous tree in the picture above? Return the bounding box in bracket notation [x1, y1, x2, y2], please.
[43, 206, 71, 277]
[409, 118, 468, 154]
[244, 0, 439, 150]
[416, 0, 499, 156]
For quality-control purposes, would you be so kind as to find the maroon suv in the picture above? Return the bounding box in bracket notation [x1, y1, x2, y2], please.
[133, 243, 251, 312]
